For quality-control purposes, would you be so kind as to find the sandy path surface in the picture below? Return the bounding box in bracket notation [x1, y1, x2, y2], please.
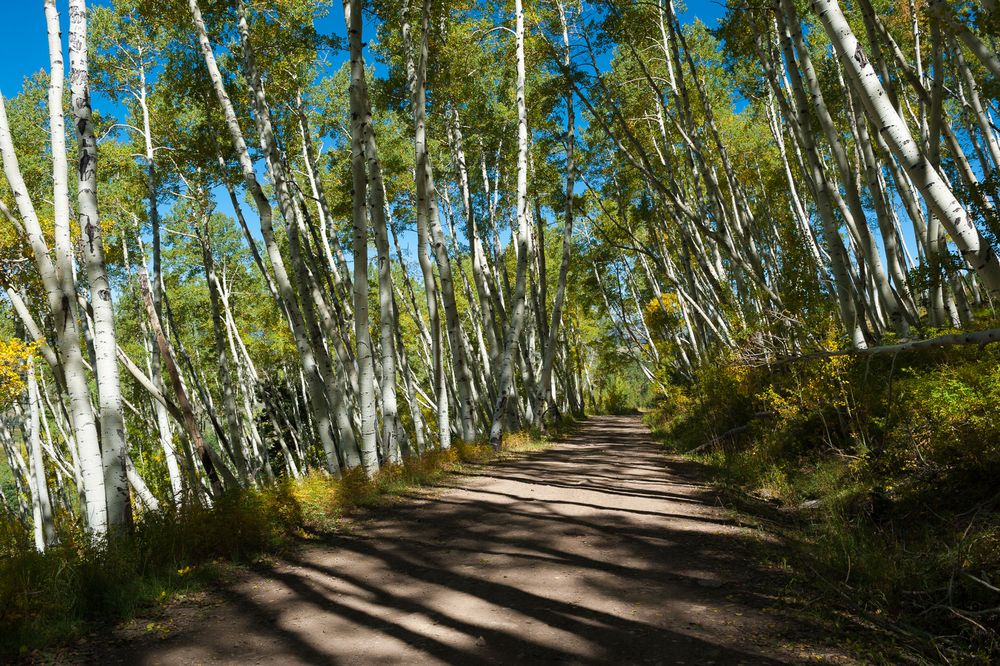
[86, 415, 856, 665]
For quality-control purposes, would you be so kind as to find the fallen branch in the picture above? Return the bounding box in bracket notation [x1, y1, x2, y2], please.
[688, 411, 774, 454]
[751, 328, 1000, 367]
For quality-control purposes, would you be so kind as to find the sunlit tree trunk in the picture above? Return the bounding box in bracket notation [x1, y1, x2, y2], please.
[490, 0, 531, 450]
[199, 214, 250, 483]
[813, 0, 1000, 297]
[447, 109, 499, 370]
[780, 0, 904, 337]
[68, 0, 131, 528]
[0, 2, 108, 536]
[770, 10, 867, 347]
[137, 266, 225, 498]
[402, 0, 450, 450]
[344, 0, 381, 477]
[188, 0, 345, 475]
[362, 101, 406, 462]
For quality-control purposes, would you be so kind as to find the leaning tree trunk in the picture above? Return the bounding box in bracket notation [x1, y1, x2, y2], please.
[137, 267, 224, 498]
[769, 11, 867, 347]
[448, 109, 500, 371]
[199, 216, 250, 483]
[780, 0, 904, 337]
[928, 0, 1000, 81]
[187, 0, 345, 475]
[536, 0, 576, 427]
[813, 0, 1000, 296]
[237, 0, 363, 469]
[137, 55, 184, 503]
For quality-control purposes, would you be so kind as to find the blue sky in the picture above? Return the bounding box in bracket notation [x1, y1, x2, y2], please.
[0, 2, 56, 98]
[678, 1, 728, 29]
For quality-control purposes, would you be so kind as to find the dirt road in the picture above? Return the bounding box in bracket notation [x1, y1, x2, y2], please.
[90, 415, 856, 664]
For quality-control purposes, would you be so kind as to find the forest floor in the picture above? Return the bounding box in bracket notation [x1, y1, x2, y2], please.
[63, 416, 874, 665]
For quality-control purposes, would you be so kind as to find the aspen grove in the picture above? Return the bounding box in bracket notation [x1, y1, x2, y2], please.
[2, 0, 1000, 659]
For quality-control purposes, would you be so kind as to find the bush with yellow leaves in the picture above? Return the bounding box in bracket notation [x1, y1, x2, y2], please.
[0, 338, 37, 406]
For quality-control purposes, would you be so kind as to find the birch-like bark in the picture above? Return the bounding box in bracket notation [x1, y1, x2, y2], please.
[287, 211, 355, 473]
[26, 358, 57, 551]
[955, 46, 1000, 178]
[361, 95, 406, 460]
[0, 417, 31, 521]
[187, 0, 345, 474]
[3, 287, 61, 379]
[402, 0, 450, 450]
[813, 0, 1000, 296]
[68, 0, 131, 528]
[344, 0, 380, 477]
[393, 293, 427, 454]
[848, 90, 918, 320]
[296, 97, 354, 311]
[490, 0, 531, 450]
[929, 0, 1000, 80]
[1, 1, 109, 536]
[125, 224, 187, 500]
[137, 266, 223, 498]
[769, 14, 867, 347]
[447, 109, 500, 367]
[780, 0, 904, 336]
[127, 45, 184, 504]
[536, 0, 576, 425]
[407, 0, 477, 442]
[199, 215, 250, 483]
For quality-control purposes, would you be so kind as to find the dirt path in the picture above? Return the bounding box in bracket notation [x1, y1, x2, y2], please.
[88, 416, 857, 664]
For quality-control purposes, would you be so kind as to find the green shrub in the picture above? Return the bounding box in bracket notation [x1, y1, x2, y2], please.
[648, 345, 1000, 661]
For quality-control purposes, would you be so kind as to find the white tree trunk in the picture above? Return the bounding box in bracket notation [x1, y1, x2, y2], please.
[68, 0, 131, 528]
[27, 358, 57, 551]
[199, 217, 250, 483]
[188, 0, 346, 475]
[490, 0, 531, 450]
[344, 0, 381, 477]
[0, 1, 108, 536]
[814, 0, 1000, 296]
[929, 0, 1000, 81]
[537, 0, 576, 425]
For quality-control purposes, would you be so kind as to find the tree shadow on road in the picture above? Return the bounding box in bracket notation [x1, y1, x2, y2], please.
[92, 416, 853, 665]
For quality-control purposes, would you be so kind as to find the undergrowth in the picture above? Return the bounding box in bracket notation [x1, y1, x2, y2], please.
[647, 344, 1000, 664]
[0, 424, 566, 660]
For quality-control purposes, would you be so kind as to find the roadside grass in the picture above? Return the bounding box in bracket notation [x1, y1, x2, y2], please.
[0, 420, 575, 661]
[646, 348, 1000, 665]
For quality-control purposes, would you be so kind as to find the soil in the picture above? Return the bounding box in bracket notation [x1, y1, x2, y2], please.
[69, 415, 863, 664]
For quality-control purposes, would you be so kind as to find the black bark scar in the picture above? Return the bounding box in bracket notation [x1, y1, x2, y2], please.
[853, 43, 868, 69]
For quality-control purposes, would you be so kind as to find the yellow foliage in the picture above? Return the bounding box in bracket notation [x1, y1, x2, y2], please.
[644, 292, 678, 318]
[0, 339, 37, 406]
